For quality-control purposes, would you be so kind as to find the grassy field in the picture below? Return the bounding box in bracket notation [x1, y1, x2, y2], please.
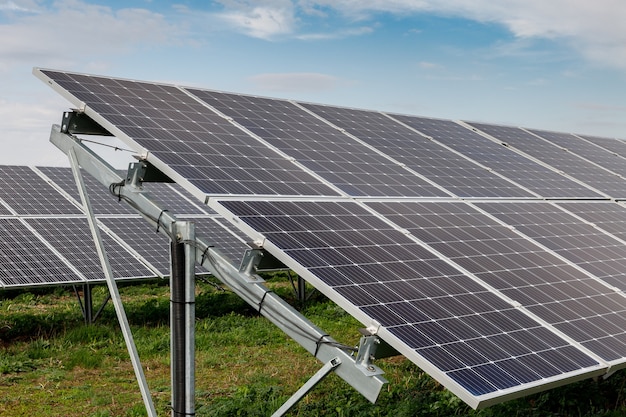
[1, 275, 626, 417]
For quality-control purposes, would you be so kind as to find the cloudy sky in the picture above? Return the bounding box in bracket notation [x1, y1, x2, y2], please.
[1, 0, 625, 166]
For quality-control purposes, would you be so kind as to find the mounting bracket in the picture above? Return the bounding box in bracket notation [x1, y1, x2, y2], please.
[50, 124, 387, 415]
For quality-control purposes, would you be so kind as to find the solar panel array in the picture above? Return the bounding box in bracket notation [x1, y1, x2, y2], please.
[0, 164, 250, 289]
[35, 68, 626, 409]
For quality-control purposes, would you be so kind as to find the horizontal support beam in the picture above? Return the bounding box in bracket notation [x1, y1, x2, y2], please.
[49, 124, 387, 403]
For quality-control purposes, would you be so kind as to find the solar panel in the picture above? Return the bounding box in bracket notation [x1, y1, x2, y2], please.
[526, 129, 626, 179]
[37, 166, 136, 215]
[577, 135, 626, 159]
[0, 200, 12, 215]
[216, 199, 602, 403]
[37, 69, 339, 197]
[556, 201, 626, 242]
[187, 89, 447, 197]
[467, 123, 626, 199]
[475, 201, 626, 291]
[390, 116, 600, 199]
[35, 67, 626, 409]
[143, 182, 210, 215]
[185, 216, 249, 265]
[25, 217, 156, 281]
[0, 165, 83, 215]
[97, 216, 177, 277]
[368, 201, 626, 363]
[0, 218, 85, 288]
[298, 103, 530, 198]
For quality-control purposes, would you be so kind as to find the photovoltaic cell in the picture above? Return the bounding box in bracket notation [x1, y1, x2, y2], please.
[37, 166, 136, 215]
[36, 68, 626, 409]
[0, 165, 83, 215]
[527, 129, 626, 178]
[187, 216, 249, 266]
[556, 202, 626, 242]
[0, 218, 85, 287]
[0, 200, 12, 215]
[38, 69, 338, 197]
[218, 199, 600, 399]
[25, 217, 155, 281]
[187, 89, 447, 197]
[390, 115, 598, 199]
[467, 122, 625, 198]
[143, 182, 209, 215]
[299, 103, 528, 198]
[98, 216, 212, 276]
[368, 201, 626, 363]
[475, 201, 626, 291]
[578, 135, 626, 158]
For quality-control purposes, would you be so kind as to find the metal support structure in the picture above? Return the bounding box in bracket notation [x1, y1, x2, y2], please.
[73, 284, 112, 324]
[51, 125, 387, 413]
[271, 357, 341, 417]
[170, 221, 196, 417]
[67, 147, 158, 417]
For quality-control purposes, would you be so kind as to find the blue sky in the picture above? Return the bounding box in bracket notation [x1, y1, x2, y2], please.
[1, 0, 625, 166]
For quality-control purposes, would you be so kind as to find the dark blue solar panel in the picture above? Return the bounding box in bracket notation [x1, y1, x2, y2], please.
[39, 69, 338, 197]
[299, 103, 531, 198]
[187, 89, 447, 198]
[368, 201, 626, 362]
[0, 165, 82, 215]
[0, 218, 85, 287]
[527, 129, 626, 178]
[37, 166, 136, 215]
[467, 122, 623, 199]
[390, 115, 599, 199]
[578, 135, 626, 158]
[475, 201, 626, 292]
[25, 217, 156, 281]
[218, 199, 600, 399]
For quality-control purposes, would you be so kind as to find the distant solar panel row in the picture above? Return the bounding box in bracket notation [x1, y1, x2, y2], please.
[0, 165, 250, 288]
[34, 68, 626, 409]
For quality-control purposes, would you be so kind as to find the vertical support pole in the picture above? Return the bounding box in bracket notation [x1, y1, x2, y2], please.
[68, 149, 157, 417]
[298, 275, 307, 304]
[83, 283, 93, 324]
[170, 221, 195, 417]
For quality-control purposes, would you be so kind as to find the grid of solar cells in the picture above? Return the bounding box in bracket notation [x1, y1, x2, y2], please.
[577, 135, 626, 159]
[97, 217, 172, 276]
[367, 201, 626, 363]
[467, 122, 626, 198]
[557, 202, 626, 242]
[186, 89, 446, 198]
[37, 166, 136, 215]
[526, 129, 626, 178]
[0, 218, 85, 287]
[38, 69, 338, 197]
[218, 199, 600, 399]
[186, 217, 249, 265]
[0, 200, 12, 215]
[25, 217, 155, 281]
[143, 183, 208, 215]
[475, 201, 626, 291]
[0, 165, 83, 215]
[98, 216, 212, 276]
[298, 102, 528, 198]
[390, 115, 599, 199]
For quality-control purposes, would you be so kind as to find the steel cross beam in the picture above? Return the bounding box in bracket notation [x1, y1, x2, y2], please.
[49, 124, 387, 414]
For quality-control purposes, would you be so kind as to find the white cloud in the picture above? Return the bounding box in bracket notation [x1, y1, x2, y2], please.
[214, 0, 296, 39]
[0, 1, 40, 13]
[300, 0, 626, 70]
[248, 72, 342, 92]
[0, 0, 179, 72]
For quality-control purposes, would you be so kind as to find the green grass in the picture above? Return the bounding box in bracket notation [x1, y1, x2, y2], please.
[2, 276, 626, 416]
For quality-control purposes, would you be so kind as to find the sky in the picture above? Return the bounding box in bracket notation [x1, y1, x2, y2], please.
[1, 0, 625, 166]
